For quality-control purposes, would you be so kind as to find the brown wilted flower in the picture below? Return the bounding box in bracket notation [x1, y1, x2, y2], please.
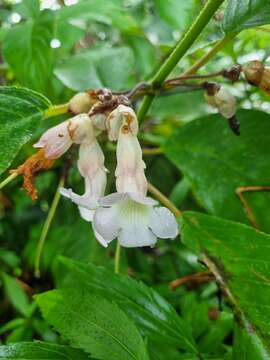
[11, 149, 55, 200]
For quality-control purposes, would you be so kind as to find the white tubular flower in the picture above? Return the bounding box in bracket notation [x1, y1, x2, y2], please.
[106, 104, 138, 141]
[93, 192, 178, 248]
[60, 119, 107, 218]
[60, 140, 107, 216]
[93, 106, 179, 248]
[34, 114, 94, 159]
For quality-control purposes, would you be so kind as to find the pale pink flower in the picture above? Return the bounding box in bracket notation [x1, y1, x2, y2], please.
[34, 114, 94, 159]
[92, 105, 179, 248]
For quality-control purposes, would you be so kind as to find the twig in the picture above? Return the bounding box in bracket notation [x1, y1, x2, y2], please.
[236, 185, 270, 230]
[182, 32, 238, 77]
[147, 182, 182, 217]
[137, 0, 225, 122]
[170, 271, 214, 290]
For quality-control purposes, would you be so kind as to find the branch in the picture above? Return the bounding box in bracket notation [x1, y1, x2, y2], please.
[137, 0, 226, 122]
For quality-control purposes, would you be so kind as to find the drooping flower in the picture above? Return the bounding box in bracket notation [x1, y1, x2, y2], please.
[60, 139, 107, 220]
[92, 105, 179, 248]
[34, 114, 95, 159]
[34, 113, 107, 214]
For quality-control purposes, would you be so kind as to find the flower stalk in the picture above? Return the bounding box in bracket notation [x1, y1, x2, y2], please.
[34, 175, 65, 278]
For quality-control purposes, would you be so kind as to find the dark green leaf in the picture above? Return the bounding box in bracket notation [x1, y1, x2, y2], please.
[58, 257, 197, 352]
[54, 47, 136, 91]
[181, 211, 270, 355]
[36, 289, 149, 360]
[164, 110, 270, 232]
[3, 10, 55, 93]
[0, 86, 50, 175]
[223, 0, 270, 33]
[0, 341, 89, 359]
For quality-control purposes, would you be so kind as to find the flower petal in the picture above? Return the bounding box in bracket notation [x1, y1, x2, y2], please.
[78, 206, 94, 222]
[93, 206, 120, 241]
[149, 207, 179, 239]
[118, 226, 156, 247]
[93, 224, 109, 248]
[99, 192, 127, 207]
[34, 120, 72, 159]
[128, 192, 158, 206]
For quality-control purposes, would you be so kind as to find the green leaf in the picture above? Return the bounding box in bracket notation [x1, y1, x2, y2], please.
[0, 341, 89, 359]
[58, 0, 141, 35]
[223, 0, 270, 33]
[14, 0, 40, 19]
[233, 324, 270, 359]
[58, 257, 197, 352]
[3, 10, 55, 93]
[54, 46, 136, 91]
[0, 86, 50, 175]
[181, 211, 270, 355]
[163, 110, 270, 232]
[1, 273, 30, 317]
[36, 289, 149, 360]
[154, 0, 201, 31]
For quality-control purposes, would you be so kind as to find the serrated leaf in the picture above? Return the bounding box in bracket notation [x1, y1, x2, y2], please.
[233, 324, 270, 359]
[223, 0, 270, 33]
[181, 211, 270, 356]
[0, 86, 50, 175]
[36, 289, 149, 360]
[163, 110, 270, 232]
[0, 341, 89, 359]
[58, 257, 197, 353]
[54, 46, 136, 91]
[3, 10, 55, 93]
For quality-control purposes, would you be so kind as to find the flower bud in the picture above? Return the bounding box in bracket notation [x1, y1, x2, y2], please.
[69, 92, 96, 114]
[205, 85, 240, 135]
[243, 60, 270, 95]
[205, 86, 236, 119]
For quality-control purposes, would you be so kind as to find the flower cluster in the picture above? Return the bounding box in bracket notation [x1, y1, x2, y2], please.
[34, 92, 179, 248]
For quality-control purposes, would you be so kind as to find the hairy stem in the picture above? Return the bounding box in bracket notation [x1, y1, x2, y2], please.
[137, 0, 225, 122]
[34, 176, 65, 278]
[147, 182, 182, 217]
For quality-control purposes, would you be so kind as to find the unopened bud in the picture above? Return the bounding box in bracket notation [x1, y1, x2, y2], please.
[69, 92, 96, 114]
[205, 86, 236, 119]
[205, 85, 240, 135]
[243, 60, 270, 95]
